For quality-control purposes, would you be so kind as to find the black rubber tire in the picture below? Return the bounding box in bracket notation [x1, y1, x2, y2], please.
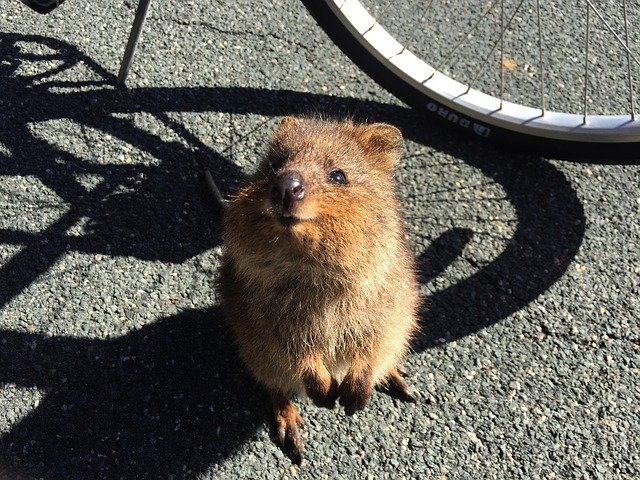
[301, 0, 640, 162]
[19, 0, 65, 14]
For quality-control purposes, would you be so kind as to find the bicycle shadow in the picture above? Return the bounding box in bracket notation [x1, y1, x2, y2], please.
[0, 307, 262, 480]
[0, 33, 585, 477]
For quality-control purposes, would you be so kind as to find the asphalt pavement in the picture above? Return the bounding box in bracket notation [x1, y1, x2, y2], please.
[0, 1, 638, 479]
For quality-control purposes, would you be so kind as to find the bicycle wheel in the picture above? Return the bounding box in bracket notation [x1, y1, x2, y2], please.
[302, 0, 640, 159]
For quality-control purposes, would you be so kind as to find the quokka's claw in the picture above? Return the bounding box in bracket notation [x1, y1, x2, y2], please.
[384, 367, 417, 403]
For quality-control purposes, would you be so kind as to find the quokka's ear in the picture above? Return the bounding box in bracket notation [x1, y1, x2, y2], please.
[269, 116, 301, 158]
[356, 123, 404, 172]
[276, 116, 300, 133]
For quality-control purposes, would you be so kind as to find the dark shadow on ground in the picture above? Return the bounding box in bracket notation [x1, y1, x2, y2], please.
[412, 147, 586, 349]
[0, 33, 585, 478]
[0, 308, 262, 480]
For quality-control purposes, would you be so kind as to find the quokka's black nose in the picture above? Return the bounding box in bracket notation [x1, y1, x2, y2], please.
[271, 171, 305, 216]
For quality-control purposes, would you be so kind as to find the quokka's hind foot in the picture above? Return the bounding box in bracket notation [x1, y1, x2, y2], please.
[337, 356, 374, 416]
[302, 359, 339, 409]
[270, 391, 305, 465]
[381, 366, 416, 403]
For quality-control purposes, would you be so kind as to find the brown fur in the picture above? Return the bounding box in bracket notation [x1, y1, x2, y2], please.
[219, 116, 420, 461]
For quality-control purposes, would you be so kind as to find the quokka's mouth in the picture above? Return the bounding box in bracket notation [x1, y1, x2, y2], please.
[276, 214, 301, 228]
[264, 198, 315, 228]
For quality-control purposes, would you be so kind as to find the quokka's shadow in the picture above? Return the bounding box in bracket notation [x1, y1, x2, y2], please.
[0, 32, 586, 477]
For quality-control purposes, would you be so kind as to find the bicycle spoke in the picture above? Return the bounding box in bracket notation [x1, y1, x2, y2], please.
[535, 0, 545, 114]
[431, 0, 499, 79]
[500, 0, 505, 109]
[467, 0, 527, 94]
[366, 1, 394, 33]
[623, 0, 635, 120]
[403, 0, 434, 55]
[582, 0, 640, 119]
[583, 4, 590, 124]
[585, 0, 640, 69]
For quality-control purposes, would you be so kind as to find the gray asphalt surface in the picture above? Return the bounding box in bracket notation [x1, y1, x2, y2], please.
[1, 1, 639, 479]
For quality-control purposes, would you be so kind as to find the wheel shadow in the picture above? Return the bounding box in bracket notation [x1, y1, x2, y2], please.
[412, 144, 586, 348]
[0, 33, 585, 478]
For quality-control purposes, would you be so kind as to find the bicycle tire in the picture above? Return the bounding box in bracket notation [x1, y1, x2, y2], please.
[301, 0, 640, 160]
[19, 0, 65, 15]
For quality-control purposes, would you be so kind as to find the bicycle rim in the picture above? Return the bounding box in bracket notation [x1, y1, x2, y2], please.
[302, 0, 640, 160]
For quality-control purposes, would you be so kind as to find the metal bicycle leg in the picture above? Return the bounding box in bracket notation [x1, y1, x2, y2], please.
[117, 0, 152, 85]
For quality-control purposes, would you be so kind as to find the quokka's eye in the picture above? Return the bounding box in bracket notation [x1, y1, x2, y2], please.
[328, 169, 347, 185]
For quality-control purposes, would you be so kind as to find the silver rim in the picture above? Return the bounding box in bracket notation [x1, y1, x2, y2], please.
[331, 0, 640, 143]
